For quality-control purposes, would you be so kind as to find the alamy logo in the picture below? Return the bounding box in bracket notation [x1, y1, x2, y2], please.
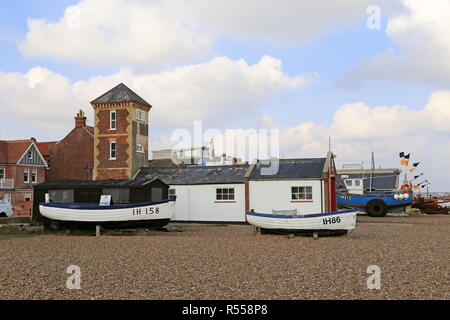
[366, 5, 381, 30]
[66, 265, 81, 290]
[366, 265, 381, 290]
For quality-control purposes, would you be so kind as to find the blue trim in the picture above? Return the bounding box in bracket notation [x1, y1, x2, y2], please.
[39, 199, 174, 210]
[246, 209, 354, 219]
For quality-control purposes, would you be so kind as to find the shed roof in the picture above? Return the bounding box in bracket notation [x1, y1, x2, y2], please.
[134, 165, 250, 185]
[249, 158, 326, 180]
[34, 178, 167, 189]
[91, 83, 152, 107]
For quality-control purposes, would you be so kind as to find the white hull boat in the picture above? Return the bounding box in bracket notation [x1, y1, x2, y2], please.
[246, 209, 357, 235]
[39, 199, 175, 229]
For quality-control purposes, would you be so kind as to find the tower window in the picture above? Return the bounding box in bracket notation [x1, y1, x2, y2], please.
[136, 144, 144, 153]
[136, 109, 145, 121]
[110, 111, 116, 130]
[110, 141, 116, 160]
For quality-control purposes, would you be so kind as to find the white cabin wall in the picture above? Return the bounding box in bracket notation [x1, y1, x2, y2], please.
[169, 184, 245, 222]
[249, 180, 323, 215]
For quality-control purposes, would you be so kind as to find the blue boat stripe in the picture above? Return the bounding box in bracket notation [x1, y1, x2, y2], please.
[246, 209, 354, 219]
[40, 199, 174, 210]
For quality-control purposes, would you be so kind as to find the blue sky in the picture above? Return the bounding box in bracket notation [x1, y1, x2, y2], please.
[0, 0, 449, 190]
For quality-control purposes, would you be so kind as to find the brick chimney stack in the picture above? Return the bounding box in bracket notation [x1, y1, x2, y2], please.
[75, 109, 86, 128]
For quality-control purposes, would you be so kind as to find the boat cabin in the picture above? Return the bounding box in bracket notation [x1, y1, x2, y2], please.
[32, 178, 169, 223]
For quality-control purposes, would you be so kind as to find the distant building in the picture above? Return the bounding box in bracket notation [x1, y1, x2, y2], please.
[48, 110, 94, 180]
[0, 138, 56, 216]
[91, 83, 152, 180]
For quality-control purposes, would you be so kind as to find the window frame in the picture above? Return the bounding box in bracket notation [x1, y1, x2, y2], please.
[110, 110, 117, 130]
[291, 186, 313, 202]
[31, 168, 37, 184]
[136, 144, 144, 153]
[24, 193, 32, 202]
[215, 188, 235, 202]
[3, 193, 11, 203]
[24, 168, 30, 183]
[0, 168, 5, 180]
[135, 109, 145, 121]
[109, 141, 117, 160]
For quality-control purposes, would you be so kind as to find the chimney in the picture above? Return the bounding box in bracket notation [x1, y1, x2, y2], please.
[75, 109, 86, 128]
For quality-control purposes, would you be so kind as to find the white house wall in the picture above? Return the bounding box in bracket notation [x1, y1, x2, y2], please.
[249, 180, 324, 215]
[169, 184, 246, 222]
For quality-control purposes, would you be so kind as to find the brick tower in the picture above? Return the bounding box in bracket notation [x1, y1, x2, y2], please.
[91, 83, 152, 180]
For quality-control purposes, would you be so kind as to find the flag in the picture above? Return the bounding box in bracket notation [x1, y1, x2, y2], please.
[409, 167, 416, 173]
[412, 162, 420, 167]
[404, 153, 410, 159]
[399, 152, 405, 158]
[414, 175, 421, 180]
[413, 185, 420, 190]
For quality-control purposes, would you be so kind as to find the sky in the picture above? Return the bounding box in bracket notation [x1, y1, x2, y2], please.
[0, 0, 449, 191]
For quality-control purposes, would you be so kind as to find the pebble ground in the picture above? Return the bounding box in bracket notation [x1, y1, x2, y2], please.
[0, 215, 448, 300]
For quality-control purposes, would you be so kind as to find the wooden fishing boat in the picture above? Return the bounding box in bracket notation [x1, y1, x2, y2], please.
[246, 209, 357, 235]
[337, 192, 412, 217]
[39, 198, 176, 229]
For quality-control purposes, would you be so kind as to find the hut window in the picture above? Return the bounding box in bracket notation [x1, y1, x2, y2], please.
[291, 186, 313, 200]
[110, 141, 116, 160]
[216, 188, 235, 201]
[49, 190, 74, 203]
[103, 188, 130, 204]
[346, 180, 353, 187]
[355, 180, 361, 187]
[110, 111, 116, 130]
[24, 168, 30, 183]
[169, 188, 176, 199]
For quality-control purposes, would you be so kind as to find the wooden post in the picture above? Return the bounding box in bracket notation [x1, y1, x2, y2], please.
[96, 225, 101, 237]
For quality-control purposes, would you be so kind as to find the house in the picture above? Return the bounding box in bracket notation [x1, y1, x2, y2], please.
[48, 110, 94, 180]
[90, 83, 152, 180]
[0, 138, 56, 216]
[32, 178, 169, 226]
[134, 165, 250, 222]
[133, 152, 337, 223]
[247, 153, 337, 216]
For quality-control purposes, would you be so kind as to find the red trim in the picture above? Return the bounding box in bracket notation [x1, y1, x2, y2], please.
[215, 201, 236, 203]
[290, 200, 314, 203]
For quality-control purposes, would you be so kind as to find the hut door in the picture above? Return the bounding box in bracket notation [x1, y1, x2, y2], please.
[151, 187, 163, 201]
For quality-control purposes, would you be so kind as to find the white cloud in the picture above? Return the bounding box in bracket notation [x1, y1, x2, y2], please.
[256, 91, 450, 190]
[19, 0, 399, 67]
[19, 0, 212, 69]
[0, 56, 314, 137]
[338, 0, 450, 88]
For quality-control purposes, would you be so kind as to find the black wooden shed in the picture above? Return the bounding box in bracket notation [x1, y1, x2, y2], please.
[32, 178, 169, 223]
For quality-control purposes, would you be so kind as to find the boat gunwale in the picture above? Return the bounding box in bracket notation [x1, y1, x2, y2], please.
[39, 198, 175, 210]
[246, 209, 355, 219]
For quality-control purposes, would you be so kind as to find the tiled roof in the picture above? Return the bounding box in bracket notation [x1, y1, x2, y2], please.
[135, 165, 250, 185]
[148, 159, 182, 168]
[0, 139, 55, 164]
[249, 158, 326, 180]
[91, 83, 152, 107]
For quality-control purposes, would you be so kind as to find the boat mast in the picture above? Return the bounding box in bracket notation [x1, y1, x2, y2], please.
[370, 152, 375, 192]
[328, 137, 332, 211]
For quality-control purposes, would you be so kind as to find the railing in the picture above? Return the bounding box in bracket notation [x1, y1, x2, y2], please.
[0, 179, 14, 189]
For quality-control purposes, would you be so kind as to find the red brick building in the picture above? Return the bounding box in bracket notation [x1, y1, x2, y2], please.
[48, 110, 94, 180]
[91, 83, 151, 180]
[0, 138, 56, 216]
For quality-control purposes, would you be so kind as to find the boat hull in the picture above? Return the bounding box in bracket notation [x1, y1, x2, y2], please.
[39, 199, 175, 229]
[246, 210, 357, 235]
[337, 193, 412, 208]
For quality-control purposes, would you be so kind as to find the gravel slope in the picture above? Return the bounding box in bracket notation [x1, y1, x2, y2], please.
[0, 215, 448, 300]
